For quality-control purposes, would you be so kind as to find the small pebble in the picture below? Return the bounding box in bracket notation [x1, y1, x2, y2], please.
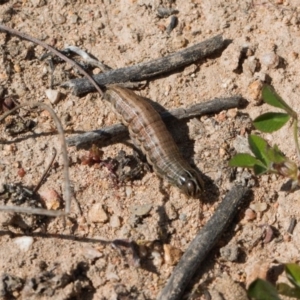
[81, 246, 103, 260]
[163, 244, 182, 266]
[227, 108, 238, 119]
[13, 64, 21, 73]
[255, 71, 267, 82]
[248, 80, 263, 102]
[13, 236, 34, 252]
[179, 213, 187, 221]
[172, 37, 188, 49]
[88, 203, 109, 223]
[220, 43, 242, 72]
[220, 243, 239, 262]
[260, 52, 280, 68]
[244, 208, 257, 221]
[52, 13, 66, 25]
[45, 89, 61, 104]
[165, 202, 178, 220]
[125, 186, 132, 198]
[152, 250, 163, 268]
[166, 15, 178, 34]
[250, 202, 268, 212]
[130, 204, 152, 216]
[2, 97, 15, 112]
[17, 168, 26, 178]
[70, 14, 79, 24]
[110, 215, 121, 228]
[39, 189, 61, 210]
[242, 56, 258, 77]
[263, 225, 274, 243]
[219, 147, 227, 158]
[183, 64, 197, 76]
[233, 136, 251, 154]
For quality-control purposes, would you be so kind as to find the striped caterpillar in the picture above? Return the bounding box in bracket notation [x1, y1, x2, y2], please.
[104, 85, 204, 198]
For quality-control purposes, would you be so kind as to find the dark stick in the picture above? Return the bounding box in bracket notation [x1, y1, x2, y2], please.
[157, 185, 249, 300]
[67, 95, 247, 147]
[287, 218, 297, 234]
[62, 34, 224, 96]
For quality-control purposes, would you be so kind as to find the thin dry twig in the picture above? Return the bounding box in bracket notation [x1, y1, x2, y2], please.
[0, 102, 71, 217]
[0, 23, 109, 217]
[33, 148, 57, 193]
[158, 185, 249, 300]
[62, 35, 225, 96]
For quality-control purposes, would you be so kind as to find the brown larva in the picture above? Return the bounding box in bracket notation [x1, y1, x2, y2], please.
[104, 84, 204, 198]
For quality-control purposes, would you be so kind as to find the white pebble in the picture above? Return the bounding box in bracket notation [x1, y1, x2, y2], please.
[250, 202, 268, 212]
[152, 250, 163, 268]
[13, 236, 34, 252]
[80, 246, 103, 260]
[110, 215, 121, 228]
[130, 204, 152, 216]
[125, 186, 132, 198]
[45, 89, 61, 104]
[260, 52, 280, 68]
[220, 43, 242, 72]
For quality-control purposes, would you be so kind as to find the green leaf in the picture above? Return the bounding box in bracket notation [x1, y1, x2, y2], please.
[253, 112, 290, 133]
[229, 153, 263, 168]
[254, 164, 268, 175]
[248, 135, 270, 167]
[277, 283, 300, 298]
[248, 278, 281, 300]
[285, 264, 300, 288]
[262, 85, 290, 111]
[265, 145, 286, 164]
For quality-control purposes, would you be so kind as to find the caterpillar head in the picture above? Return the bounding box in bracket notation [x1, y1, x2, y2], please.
[178, 169, 204, 198]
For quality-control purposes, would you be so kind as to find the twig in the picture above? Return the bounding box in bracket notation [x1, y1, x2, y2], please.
[287, 217, 297, 234]
[62, 34, 225, 96]
[157, 185, 249, 300]
[67, 95, 247, 147]
[61, 46, 112, 72]
[0, 102, 71, 217]
[33, 148, 57, 193]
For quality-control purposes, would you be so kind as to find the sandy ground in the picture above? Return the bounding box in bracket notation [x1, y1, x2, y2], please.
[1, 0, 300, 299]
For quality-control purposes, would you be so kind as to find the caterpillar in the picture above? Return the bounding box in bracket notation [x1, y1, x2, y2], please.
[104, 84, 204, 198]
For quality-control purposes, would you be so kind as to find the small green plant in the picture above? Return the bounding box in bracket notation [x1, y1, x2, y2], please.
[229, 85, 300, 189]
[230, 86, 300, 298]
[248, 263, 300, 299]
